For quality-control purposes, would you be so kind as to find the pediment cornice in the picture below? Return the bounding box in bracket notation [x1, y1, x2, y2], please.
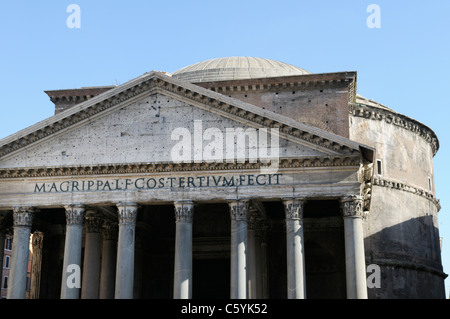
[0, 155, 361, 179]
[0, 72, 370, 161]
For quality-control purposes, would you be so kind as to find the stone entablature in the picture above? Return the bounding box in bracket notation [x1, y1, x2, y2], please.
[196, 71, 356, 97]
[45, 86, 116, 115]
[349, 103, 439, 155]
[0, 156, 361, 179]
[45, 86, 116, 103]
[372, 176, 441, 212]
[0, 167, 364, 210]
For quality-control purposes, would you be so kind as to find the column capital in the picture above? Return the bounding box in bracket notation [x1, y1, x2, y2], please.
[85, 211, 103, 233]
[64, 204, 86, 225]
[102, 221, 118, 241]
[228, 200, 249, 221]
[340, 196, 364, 218]
[12, 206, 35, 227]
[117, 202, 139, 225]
[282, 198, 305, 220]
[174, 200, 194, 223]
[247, 207, 259, 230]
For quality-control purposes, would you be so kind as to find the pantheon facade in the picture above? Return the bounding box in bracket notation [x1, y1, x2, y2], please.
[0, 57, 444, 299]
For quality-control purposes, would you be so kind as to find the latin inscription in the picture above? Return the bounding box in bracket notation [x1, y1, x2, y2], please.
[34, 173, 283, 193]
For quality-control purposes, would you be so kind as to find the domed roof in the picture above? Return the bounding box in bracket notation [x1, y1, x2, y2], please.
[171, 57, 311, 83]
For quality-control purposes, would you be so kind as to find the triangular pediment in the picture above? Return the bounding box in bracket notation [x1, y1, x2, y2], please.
[0, 72, 372, 172]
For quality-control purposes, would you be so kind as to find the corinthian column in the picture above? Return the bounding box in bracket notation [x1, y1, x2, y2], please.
[100, 221, 118, 299]
[7, 207, 34, 299]
[115, 202, 138, 299]
[61, 204, 85, 299]
[173, 200, 194, 299]
[81, 211, 103, 299]
[282, 198, 306, 299]
[341, 196, 368, 299]
[229, 200, 249, 299]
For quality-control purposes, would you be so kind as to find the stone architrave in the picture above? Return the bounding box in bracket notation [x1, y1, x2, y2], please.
[60, 204, 85, 299]
[7, 207, 34, 299]
[115, 202, 138, 299]
[282, 198, 306, 299]
[173, 200, 194, 299]
[229, 200, 249, 299]
[341, 196, 368, 299]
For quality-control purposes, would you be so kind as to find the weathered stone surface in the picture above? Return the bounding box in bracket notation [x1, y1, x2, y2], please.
[0, 93, 332, 169]
[0, 57, 444, 299]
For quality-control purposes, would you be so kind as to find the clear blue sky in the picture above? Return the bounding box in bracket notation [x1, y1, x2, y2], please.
[0, 0, 449, 297]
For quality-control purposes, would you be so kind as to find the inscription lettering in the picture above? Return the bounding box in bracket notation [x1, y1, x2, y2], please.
[33, 174, 283, 193]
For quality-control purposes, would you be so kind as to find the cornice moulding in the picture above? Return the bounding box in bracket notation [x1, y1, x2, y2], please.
[350, 103, 439, 156]
[372, 176, 440, 212]
[0, 156, 361, 179]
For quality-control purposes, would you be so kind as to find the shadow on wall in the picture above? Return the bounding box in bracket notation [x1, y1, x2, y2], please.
[364, 215, 446, 299]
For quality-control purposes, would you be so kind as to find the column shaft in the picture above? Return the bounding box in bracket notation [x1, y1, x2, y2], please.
[283, 198, 306, 299]
[115, 202, 138, 299]
[341, 196, 368, 299]
[99, 222, 118, 299]
[173, 201, 194, 299]
[0, 214, 8, 289]
[247, 207, 263, 299]
[247, 227, 257, 299]
[60, 204, 85, 299]
[7, 207, 34, 299]
[229, 200, 248, 299]
[81, 212, 103, 299]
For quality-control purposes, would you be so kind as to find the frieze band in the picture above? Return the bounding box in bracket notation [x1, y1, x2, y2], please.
[32, 173, 283, 194]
